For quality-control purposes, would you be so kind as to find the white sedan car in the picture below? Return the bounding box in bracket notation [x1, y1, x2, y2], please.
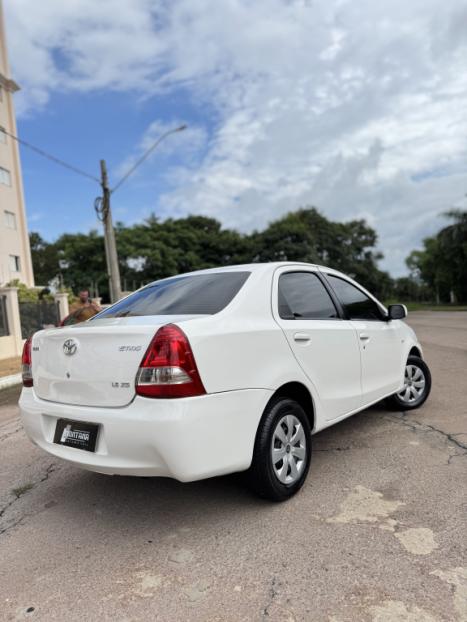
[20, 263, 431, 501]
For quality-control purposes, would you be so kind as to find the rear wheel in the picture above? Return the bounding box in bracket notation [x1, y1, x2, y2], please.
[387, 355, 431, 410]
[248, 398, 311, 501]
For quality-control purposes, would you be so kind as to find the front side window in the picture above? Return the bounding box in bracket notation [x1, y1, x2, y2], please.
[278, 272, 338, 319]
[97, 271, 251, 318]
[327, 275, 384, 321]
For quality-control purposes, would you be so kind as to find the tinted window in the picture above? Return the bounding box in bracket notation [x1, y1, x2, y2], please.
[278, 272, 338, 319]
[97, 272, 250, 318]
[327, 275, 383, 320]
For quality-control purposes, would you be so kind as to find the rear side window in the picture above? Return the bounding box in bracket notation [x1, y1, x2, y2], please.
[97, 272, 250, 318]
[278, 272, 338, 319]
[326, 275, 384, 321]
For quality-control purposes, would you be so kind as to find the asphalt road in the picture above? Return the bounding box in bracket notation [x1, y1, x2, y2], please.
[0, 312, 466, 622]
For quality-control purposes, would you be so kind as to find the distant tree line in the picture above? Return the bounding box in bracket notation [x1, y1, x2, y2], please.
[29, 206, 467, 304]
[406, 209, 467, 304]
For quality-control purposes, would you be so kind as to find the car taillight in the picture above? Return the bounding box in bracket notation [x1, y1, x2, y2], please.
[22, 337, 33, 387]
[135, 324, 206, 398]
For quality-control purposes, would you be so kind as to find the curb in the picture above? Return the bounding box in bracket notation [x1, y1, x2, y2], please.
[0, 373, 22, 390]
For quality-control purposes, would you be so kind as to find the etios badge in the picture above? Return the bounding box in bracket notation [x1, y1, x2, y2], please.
[63, 338, 78, 356]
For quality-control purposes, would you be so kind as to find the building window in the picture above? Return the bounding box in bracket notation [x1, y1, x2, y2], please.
[0, 127, 6, 144]
[9, 255, 21, 272]
[0, 295, 9, 337]
[0, 167, 11, 186]
[4, 210, 16, 229]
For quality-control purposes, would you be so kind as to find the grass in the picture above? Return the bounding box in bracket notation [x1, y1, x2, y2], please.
[12, 483, 34, 498]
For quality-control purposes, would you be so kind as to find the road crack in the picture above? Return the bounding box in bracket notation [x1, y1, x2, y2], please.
[0, 462, 57, 536]
[0, 425, 22, 443]
[262, 576, 279, 617]
[386, 413, 467, 464]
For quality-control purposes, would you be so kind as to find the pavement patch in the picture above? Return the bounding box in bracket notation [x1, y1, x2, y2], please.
[133, 571, 164, 598]
[182, 578, 210, 602]
[168, 547, 194, 564]
[327, 485, 404, 524]
[431, 567, 467, 621]
[395, 527, 438, 556]
[369, 600, 439, 621]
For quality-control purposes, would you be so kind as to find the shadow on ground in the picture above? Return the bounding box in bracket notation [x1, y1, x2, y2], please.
[30, 402, 391, 539]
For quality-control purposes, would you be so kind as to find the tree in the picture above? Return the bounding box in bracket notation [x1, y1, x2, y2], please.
[29, 207, 392, 301]
[29, 232, 60, 287]
[117, 214, 252, 288]
[251, 208, 392, 299]
[406, 209, 467, 303]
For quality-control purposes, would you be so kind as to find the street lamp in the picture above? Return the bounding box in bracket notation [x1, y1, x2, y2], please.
[94, 124, 187, 303]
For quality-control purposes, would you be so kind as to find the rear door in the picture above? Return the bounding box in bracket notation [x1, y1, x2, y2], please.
[323, 273, 403, 405]
[273, 268, 362, 421]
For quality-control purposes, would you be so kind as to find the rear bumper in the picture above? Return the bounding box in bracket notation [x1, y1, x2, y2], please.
[19, 388, 271, 481]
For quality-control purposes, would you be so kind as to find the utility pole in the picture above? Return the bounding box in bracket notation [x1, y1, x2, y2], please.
[95, 160, 122, 303]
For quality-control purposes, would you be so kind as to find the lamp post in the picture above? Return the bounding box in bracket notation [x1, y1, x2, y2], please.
[94, 124, 187, 303]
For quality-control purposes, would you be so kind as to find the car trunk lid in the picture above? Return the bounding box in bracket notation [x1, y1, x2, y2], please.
[31, 315, 201, 407]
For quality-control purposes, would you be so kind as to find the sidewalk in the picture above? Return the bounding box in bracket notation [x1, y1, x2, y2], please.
[0, 356, 21, 389]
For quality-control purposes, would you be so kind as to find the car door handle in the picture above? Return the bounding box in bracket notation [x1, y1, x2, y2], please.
[294, 332, 311, 343]
[359, 333, 370, 341]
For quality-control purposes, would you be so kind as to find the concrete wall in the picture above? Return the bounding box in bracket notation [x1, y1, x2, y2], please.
[0, 286, 22, 359]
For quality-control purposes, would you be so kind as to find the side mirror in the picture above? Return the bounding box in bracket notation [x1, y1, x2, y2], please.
[387, 304, 407, 320]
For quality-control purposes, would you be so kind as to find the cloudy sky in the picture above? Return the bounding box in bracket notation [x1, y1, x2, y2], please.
[4, 0, 467, 275]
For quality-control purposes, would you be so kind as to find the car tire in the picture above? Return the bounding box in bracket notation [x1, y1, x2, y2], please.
[248, 397, 311, 502]
[387, 355, 432, 411]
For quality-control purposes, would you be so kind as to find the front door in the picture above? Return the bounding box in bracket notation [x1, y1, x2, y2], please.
[324, 273, 403, 405]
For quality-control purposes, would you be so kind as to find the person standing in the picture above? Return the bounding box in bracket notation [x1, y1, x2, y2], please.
[64, 289, 102, 325]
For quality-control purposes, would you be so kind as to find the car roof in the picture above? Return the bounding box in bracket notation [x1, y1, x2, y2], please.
[146, 261, 348, 285]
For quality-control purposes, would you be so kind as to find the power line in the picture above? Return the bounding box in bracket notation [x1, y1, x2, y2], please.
[2, 123, 187, 304]
[2, 127, 101, 184]
[111, 124, 187, 194]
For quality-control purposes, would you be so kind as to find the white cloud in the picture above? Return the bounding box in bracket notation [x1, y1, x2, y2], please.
[4, 0, 467, 275]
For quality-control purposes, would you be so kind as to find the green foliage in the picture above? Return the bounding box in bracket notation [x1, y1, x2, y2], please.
[392, 277, 431, 303]
[117, 214, 252, 288]
[251, 208, 392, 299]
[29, 232, 60, 287]
[6, 279, 38, 302]
[30, 207, 394, 302]
[6, 279, 54, 303]
[55, 230, 108, 298]
[406, 210, 467, 303]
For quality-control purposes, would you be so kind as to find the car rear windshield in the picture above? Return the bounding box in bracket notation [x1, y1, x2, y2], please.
[96, 272, 251, 318]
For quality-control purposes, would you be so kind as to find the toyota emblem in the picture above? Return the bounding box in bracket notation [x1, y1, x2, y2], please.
[63, 338, 78, 356]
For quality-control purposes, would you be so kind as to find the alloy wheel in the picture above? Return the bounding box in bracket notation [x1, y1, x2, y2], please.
[397, 364, 426, 403]
[271, 414, 307, 484]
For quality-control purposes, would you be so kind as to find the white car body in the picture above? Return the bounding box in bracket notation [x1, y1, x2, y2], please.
[19, 262, 422, 482]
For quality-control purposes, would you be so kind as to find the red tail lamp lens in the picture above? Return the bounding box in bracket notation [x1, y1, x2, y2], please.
[22, 337, 33, 387]
[136, 325, 206, 398]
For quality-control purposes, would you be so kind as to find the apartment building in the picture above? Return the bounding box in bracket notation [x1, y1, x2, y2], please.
[0, 0, 34, 288]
